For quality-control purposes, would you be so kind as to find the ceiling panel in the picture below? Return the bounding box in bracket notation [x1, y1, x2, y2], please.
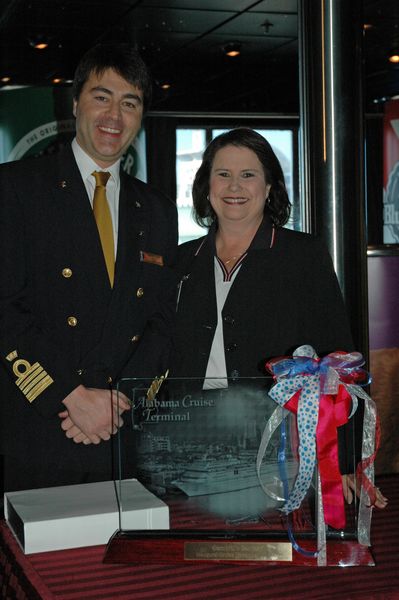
[0, 0, 397, 113]
[214, 12, 297, 38]
[124, 8, 235, 34]
[141, 0, 258, 10]
[247, 0, 297, 13]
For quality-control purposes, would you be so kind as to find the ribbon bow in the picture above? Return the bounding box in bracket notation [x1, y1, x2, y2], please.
[260, 345, 375, 534]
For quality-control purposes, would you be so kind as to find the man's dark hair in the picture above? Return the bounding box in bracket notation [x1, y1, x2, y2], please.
[72, 43, 152, 112]
[192, 127, 291, 228]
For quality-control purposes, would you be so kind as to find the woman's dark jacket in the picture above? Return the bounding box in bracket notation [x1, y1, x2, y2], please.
[171, 218, 354, 380]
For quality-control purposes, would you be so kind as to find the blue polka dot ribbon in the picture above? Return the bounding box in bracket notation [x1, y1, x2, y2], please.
[269, 367, 320, 514]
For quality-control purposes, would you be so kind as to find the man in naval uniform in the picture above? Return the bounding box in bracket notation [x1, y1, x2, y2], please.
[0, 43, 178, 491]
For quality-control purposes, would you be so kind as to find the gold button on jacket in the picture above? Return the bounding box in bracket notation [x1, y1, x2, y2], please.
[136, 287, 144, 298]
[131, 334, 140, 342]
[67, 316, 78, 327]
[62, 268, 72, 278]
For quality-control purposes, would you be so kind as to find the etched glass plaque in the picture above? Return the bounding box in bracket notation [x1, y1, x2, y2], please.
[105, 376, 366, 566]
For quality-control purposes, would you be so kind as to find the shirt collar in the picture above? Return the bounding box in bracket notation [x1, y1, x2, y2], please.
[71, 138, 121, 185]
[203, 217, 275, 254]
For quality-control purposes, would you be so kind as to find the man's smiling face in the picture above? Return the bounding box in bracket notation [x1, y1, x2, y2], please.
[73, 67, 143, 167]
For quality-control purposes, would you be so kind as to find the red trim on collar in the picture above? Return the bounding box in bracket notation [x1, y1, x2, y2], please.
[270, 226, 276, 248]
[216, 253, 248, 282]
[194, 238, 207, 256]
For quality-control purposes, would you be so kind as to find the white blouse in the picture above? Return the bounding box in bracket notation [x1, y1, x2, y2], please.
[203, 254, 246, 389]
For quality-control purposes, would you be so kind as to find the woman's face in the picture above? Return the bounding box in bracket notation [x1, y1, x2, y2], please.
[209, 145, 271, 227]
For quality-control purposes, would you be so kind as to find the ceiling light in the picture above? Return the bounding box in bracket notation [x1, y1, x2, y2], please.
[161, 83, 171, 90]
[29, 35, 50, 50]
[52, 77, 63, 84]
[389, 51, 399, 64]
[1, 76, 11, 83]
[223, 42, 241, 58]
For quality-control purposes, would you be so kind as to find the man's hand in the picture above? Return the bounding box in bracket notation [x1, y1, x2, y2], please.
[342, 473, 388, 508]
[59, 385, 131, 444]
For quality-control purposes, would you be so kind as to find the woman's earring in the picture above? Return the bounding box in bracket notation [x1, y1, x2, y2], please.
[266, 195, 270, 204]
[206, 194, 210, 201]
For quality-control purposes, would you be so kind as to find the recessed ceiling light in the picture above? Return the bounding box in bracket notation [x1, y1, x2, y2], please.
[29, 35, 50, 50]
[223, 42, 241, 57]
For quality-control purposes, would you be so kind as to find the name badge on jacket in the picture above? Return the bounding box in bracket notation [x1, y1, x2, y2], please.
[140, 251, 164, 266]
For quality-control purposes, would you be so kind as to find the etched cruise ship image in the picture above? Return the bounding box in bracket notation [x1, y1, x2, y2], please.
[171, 453, 298, 497]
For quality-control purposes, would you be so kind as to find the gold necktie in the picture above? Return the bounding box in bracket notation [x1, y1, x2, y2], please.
[92, 171, 114, 287]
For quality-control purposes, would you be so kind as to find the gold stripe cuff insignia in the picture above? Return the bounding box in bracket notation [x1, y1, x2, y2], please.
[10, 357, 54, 403]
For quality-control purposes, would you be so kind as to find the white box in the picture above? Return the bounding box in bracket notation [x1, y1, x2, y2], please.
[4, 478, 169, 554]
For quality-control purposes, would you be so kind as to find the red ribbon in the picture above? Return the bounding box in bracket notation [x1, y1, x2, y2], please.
[283, 383, 351, 529]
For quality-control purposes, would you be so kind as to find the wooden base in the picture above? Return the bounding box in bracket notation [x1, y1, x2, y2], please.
[103, 530, 375, 567]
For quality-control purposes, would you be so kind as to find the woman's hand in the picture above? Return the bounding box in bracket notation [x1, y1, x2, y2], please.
[342, 474, 388, 508]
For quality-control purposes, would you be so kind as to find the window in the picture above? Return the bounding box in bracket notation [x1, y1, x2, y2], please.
[176, 129, 206, 243]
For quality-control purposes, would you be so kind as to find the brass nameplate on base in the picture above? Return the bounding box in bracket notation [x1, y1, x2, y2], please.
[104, 531, 375, 567]
[184, 541, 293, 562]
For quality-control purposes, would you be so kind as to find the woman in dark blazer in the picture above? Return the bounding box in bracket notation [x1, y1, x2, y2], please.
[171, 128, 353, 381]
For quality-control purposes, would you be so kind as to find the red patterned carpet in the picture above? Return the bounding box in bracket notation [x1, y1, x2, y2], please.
[1, 474, 399, 600]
